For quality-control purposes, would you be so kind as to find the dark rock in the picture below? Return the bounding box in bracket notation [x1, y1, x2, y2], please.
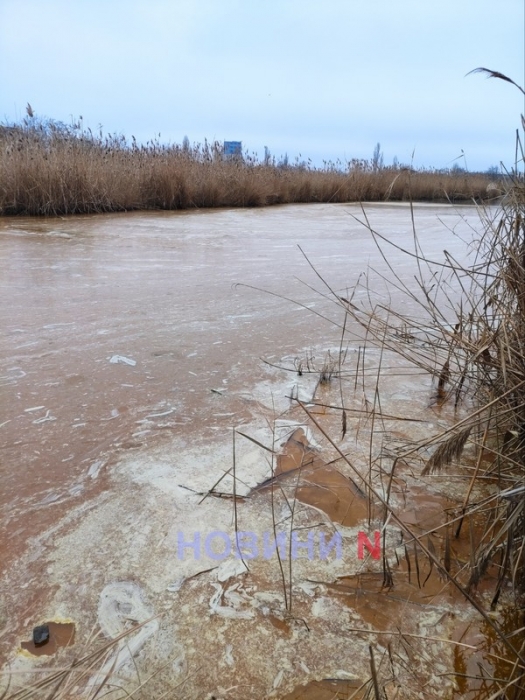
[33, 624, 50, 646]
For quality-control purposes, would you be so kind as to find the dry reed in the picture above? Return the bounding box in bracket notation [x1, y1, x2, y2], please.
[0, 109, 494, 217]
[258, 68, 525, 697]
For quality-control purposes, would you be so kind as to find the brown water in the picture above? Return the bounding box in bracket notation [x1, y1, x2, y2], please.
[20, 622, 75, 657]
[0, 204, 477, 562]
[2, 203, 515, 698]
[263, 428, 368, 526]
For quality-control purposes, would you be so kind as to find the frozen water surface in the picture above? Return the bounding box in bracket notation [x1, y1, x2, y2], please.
[0, 203, 501, 697]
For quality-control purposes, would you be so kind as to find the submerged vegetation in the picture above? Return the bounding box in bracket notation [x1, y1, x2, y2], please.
[0, 108, 494, 216]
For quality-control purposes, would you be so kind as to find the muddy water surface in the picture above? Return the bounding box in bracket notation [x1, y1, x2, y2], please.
[1, 203, 507, 698]
[1, 204, 477, 566]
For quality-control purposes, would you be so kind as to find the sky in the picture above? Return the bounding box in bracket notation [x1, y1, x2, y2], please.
[1, 0, 524, 172]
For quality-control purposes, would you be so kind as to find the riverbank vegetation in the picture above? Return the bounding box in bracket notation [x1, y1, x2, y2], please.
[235, 68, 525, 697]
[287, 73, 524, 696]
[0, 110, 495, 216]
[338, 167, 525, 696]
[239, 158, 525, 697]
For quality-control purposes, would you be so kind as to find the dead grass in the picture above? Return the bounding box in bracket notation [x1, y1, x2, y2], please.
[0, 113, 493, 216]
[262, 172, 524, 697]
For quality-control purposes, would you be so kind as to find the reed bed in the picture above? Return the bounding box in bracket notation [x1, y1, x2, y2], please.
[0, 112, 493, 216]
[343, 169, 524, 540]
[230, 162, 523, 696]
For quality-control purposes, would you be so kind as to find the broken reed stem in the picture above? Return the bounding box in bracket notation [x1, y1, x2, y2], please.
[269, 421, 289, 611]
[339, 312, 348, 439]
[368, 320, 388, 526]
[354, 346, 361, 392]
[4, 617, 162, 700]
[286, 439, 310, 612]
[232, 428, 248, 573]
[348, 629, 477, 649]
[286, 396, 425, 422]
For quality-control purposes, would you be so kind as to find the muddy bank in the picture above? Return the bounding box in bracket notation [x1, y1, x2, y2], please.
[3, 350, 514, 698]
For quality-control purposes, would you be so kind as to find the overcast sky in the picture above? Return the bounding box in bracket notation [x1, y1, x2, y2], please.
[1, 0, 524, 171]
